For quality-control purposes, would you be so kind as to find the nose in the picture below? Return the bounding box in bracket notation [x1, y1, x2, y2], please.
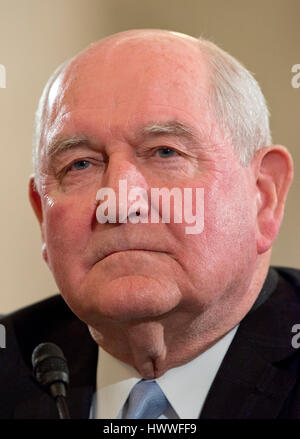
[96, 154, 150, 224]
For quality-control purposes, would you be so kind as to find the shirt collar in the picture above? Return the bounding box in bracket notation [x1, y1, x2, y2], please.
[90, 325, 238, 419]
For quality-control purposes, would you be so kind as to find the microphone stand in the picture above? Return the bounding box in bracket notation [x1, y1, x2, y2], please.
[56, 395, 71, 419]
[50, 382, 71, 419]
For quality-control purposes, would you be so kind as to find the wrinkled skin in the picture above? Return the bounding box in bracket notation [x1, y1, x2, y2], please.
[30, 30, 293, 378]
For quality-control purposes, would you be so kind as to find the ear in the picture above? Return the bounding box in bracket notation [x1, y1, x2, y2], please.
[252, 145, 294, 254]
[29, 175, 48, 263]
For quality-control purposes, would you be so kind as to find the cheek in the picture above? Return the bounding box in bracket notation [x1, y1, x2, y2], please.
[206, 182, 255, 239]
[43, 194, 97, 270]
[207, 166, 256, 230]
[174, 172, 257, 280]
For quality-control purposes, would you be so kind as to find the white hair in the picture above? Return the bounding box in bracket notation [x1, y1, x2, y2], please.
[32, 60, 70, 185]
[32, 36, 272, 183]
[197, 37, 272, 165]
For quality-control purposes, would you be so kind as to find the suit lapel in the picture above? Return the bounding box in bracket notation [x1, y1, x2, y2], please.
[200, 268, 300, 419]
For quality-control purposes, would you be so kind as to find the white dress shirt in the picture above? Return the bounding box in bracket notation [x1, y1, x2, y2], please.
[89, 325, 238, 419]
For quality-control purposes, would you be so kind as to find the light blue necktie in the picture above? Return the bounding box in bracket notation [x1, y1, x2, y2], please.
[123, 379, 169, 419]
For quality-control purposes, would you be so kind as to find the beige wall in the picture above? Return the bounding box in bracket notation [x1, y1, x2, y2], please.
[0, 0, 299, 314]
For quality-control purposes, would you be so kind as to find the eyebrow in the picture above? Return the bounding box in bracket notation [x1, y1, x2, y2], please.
[141, 121, 199, 143]
[46, 120, 201, 159]
[47, 136, 93, 159]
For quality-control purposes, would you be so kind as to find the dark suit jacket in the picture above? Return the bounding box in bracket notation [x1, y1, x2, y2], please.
[0, 266, 299, 419]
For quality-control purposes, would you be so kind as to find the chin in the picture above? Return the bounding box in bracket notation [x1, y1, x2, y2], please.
[86, 275, 182, 322]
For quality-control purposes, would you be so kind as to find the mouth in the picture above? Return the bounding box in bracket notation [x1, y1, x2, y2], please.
[103, 249, 161, 260]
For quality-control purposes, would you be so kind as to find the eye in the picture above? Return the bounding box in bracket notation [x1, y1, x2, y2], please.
[70, 160, 91, 171]
[156, 147, 178, 158]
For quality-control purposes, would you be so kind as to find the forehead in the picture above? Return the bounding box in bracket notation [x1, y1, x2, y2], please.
[42, 33, 212, 146]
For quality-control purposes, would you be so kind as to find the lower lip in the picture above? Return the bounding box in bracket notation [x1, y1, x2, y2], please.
[107, 249, 153, 257]
[103, 249, 164, 260]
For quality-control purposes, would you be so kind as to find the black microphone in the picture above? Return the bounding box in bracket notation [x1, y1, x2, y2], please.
[31, 342, 71, 419]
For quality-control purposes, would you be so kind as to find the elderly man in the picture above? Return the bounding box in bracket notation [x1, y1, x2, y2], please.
[0, 29, 299, 419]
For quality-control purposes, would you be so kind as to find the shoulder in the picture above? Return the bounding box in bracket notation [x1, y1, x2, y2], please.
[0, 294, 74, 332]
[0, 294, 92, 376]
[0, 294, 76, 352]
[274, 266, 300, 290]
[270, 265, 300, 308]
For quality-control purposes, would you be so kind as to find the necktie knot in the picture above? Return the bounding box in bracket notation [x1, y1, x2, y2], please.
[123, 379, 169, 419]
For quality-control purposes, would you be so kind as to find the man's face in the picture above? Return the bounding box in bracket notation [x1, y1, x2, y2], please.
[35, 33, 258, 360]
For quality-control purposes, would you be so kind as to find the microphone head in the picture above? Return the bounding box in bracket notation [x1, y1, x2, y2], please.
[31, 342, 69, 394]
